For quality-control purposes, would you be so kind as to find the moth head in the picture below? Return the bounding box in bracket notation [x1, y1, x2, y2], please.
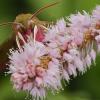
[13, 14, 39, 33]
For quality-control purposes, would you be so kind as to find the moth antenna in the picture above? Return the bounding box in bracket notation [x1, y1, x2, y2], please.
[0, 22, 24, 27]
[30, 1, 61, 19]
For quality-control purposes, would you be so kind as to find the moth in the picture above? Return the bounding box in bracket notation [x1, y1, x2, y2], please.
[0, 1, 60, 72]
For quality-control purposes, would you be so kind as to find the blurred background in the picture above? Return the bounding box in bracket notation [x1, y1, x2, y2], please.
[0, 0, 100, 100]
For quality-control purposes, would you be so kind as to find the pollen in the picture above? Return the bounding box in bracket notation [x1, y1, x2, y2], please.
[96, 22, 100, 29]
[40, 55, 52, 69]
[80, 30, 94, 49]
[84, 31, 93, 42]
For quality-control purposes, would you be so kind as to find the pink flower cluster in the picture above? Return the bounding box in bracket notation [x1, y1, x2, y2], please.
[9, 41, 62, 100]
[8, 6, 100, 100]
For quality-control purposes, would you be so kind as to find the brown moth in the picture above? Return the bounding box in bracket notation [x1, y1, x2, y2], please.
[0, 1, 60, 72]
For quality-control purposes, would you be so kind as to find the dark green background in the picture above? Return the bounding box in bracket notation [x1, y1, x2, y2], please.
[0, 0, 100, 100]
